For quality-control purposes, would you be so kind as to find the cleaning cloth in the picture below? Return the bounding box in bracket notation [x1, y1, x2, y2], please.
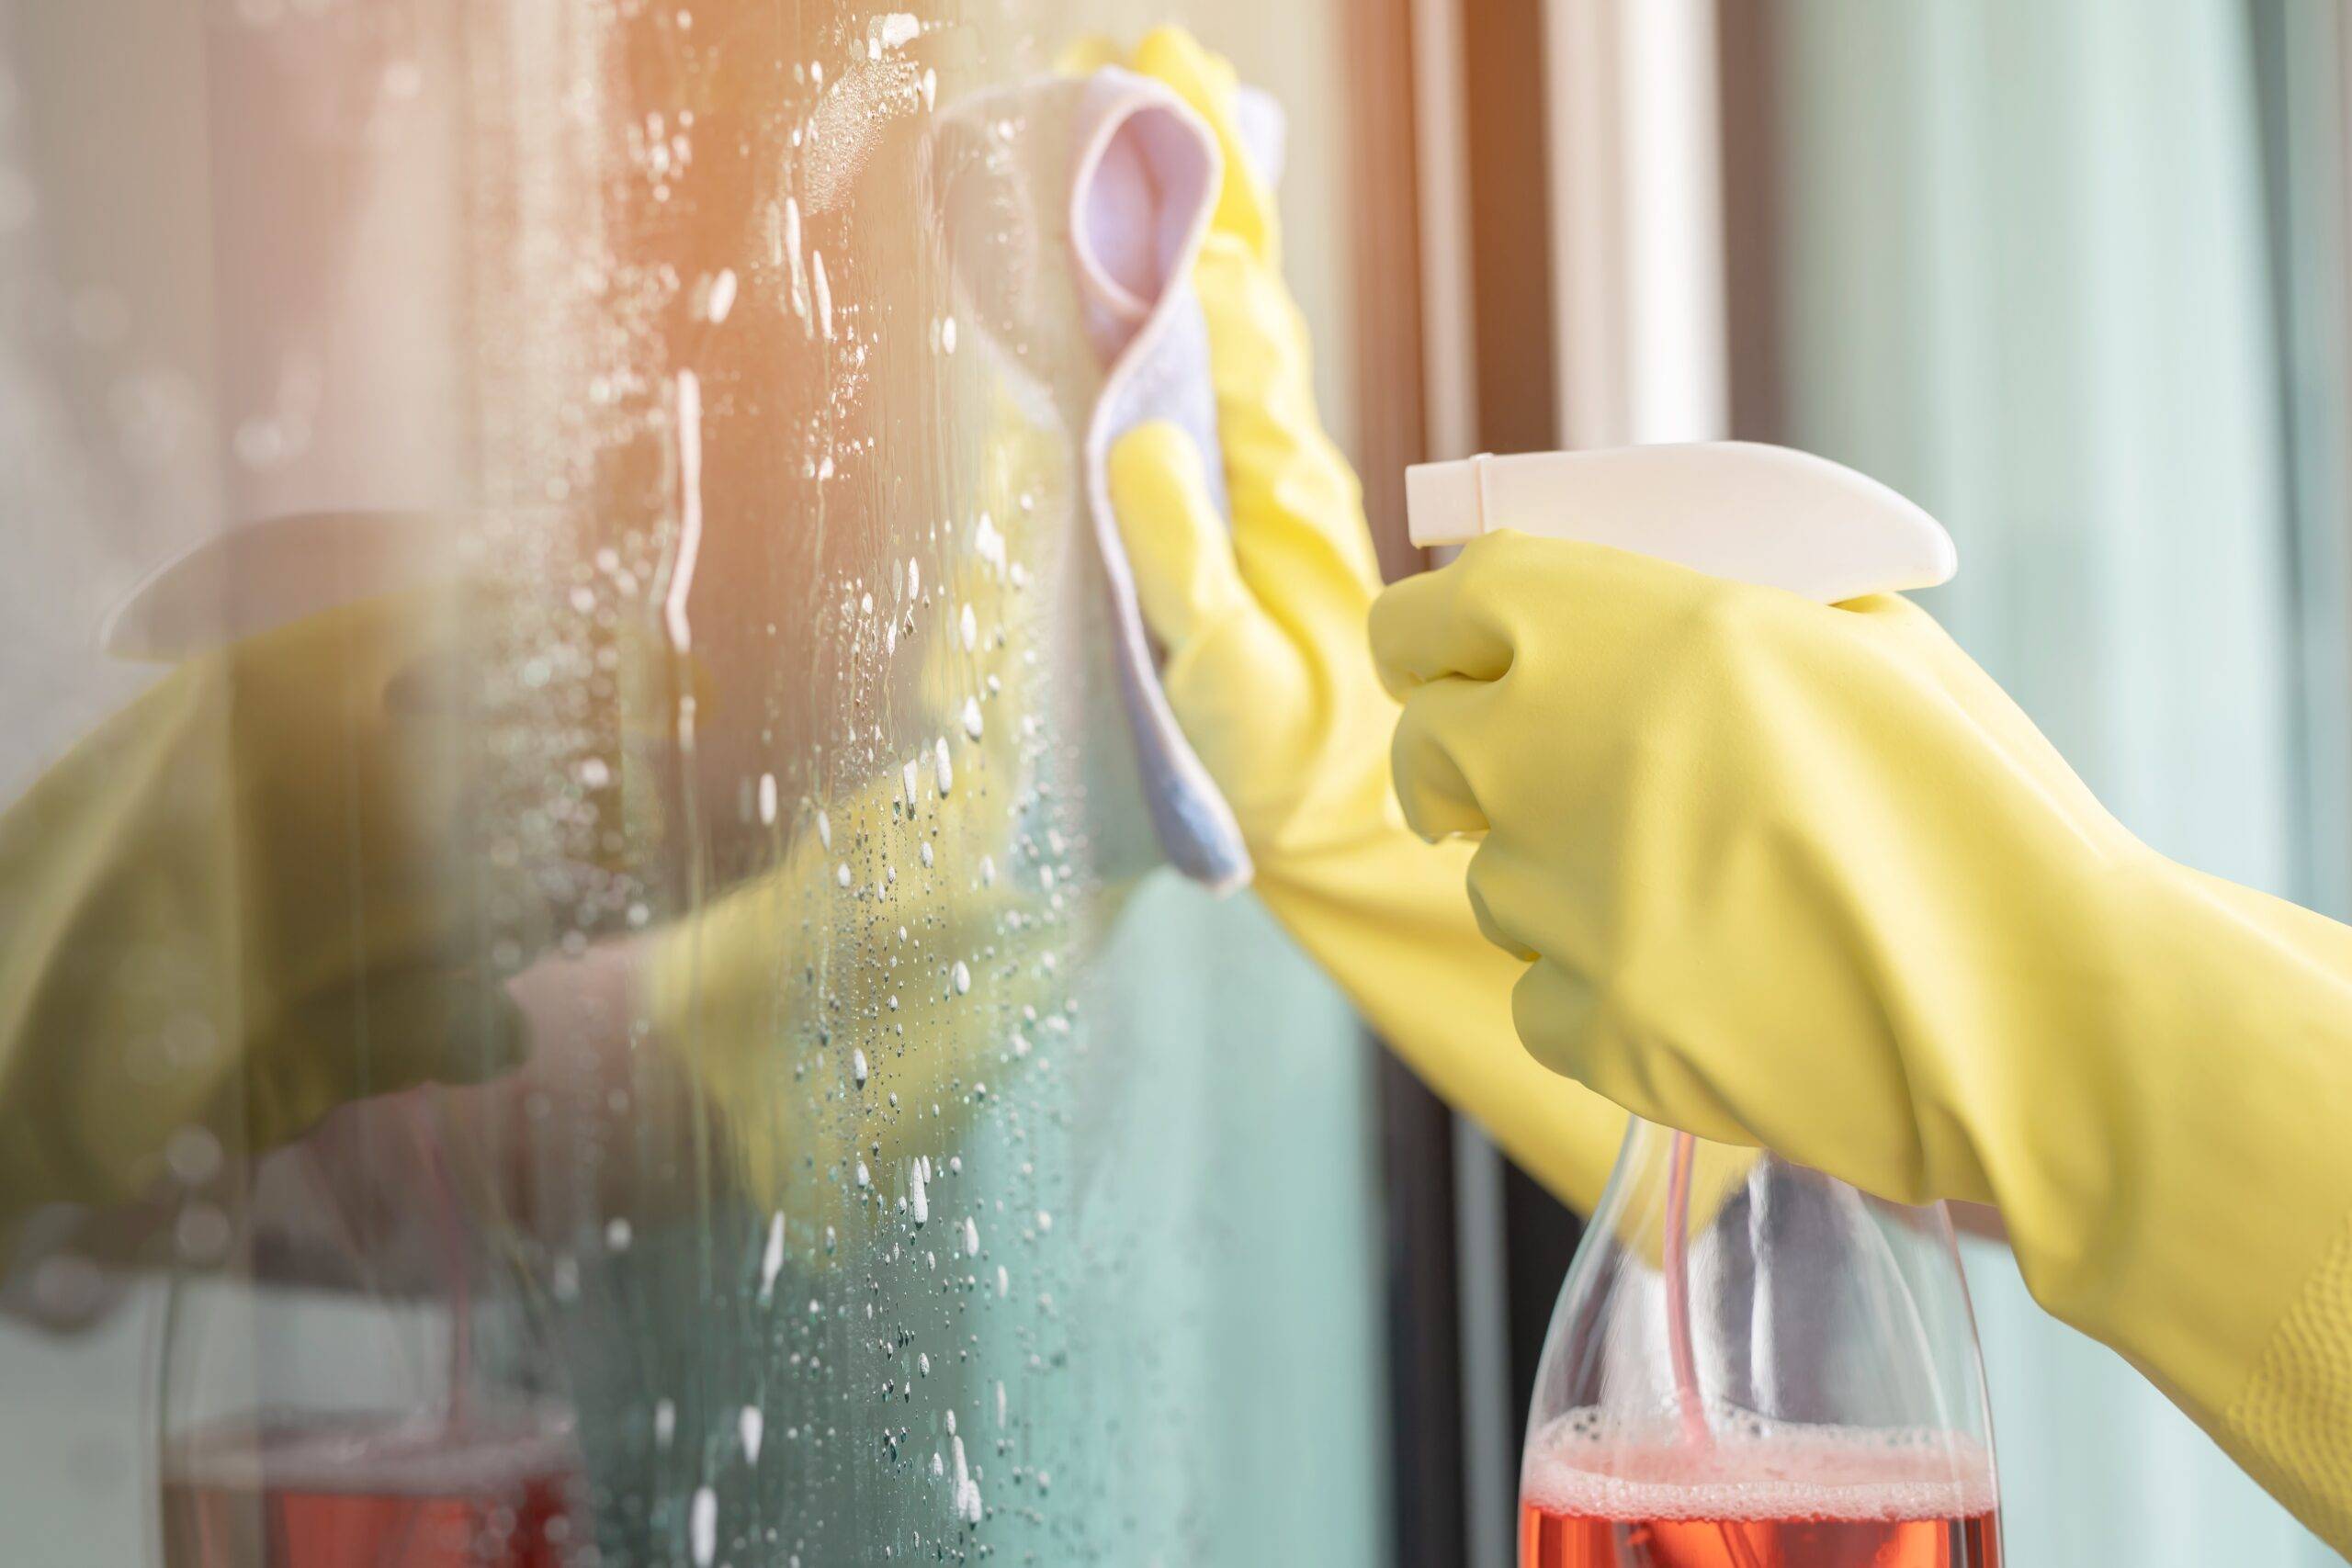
[1067, 66, 1283, 893]
[933, 65, 1281, 893]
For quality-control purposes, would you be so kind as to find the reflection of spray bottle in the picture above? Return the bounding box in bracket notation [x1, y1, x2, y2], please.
[1407, 443, 2002, 1568]
[157, 1098, 588, 1568]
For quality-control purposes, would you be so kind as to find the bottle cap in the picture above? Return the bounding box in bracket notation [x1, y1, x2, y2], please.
[1405, 455, 1494, 547]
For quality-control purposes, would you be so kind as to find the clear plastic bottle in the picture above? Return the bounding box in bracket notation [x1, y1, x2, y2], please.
[1520, 1122, 2001, 1568]
[1400, 443, 1993, 1565]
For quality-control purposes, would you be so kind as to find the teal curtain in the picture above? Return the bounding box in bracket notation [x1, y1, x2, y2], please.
[1770, 2, 2342, 1561]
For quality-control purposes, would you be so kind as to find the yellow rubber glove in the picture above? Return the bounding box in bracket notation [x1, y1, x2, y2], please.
[1373, 529, 2352, 1551]
[1100, 28, 1626, 1211]
[0, 588, 542, 1241]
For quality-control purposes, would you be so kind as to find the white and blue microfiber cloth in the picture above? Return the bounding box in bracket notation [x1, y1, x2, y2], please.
[935, 67, 1281, 896]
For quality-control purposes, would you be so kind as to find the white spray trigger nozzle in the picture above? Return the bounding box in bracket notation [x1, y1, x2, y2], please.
[1405, 442, 1956, 604]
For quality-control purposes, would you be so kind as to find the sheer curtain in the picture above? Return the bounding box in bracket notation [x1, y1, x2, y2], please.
[1766, 0, 2341, 1561]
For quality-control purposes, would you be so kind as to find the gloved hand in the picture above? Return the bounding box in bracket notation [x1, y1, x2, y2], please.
[0, 586, 552, 1239]
[1373, 529, 2352, 1551]
[1101, 28, 1627, 1211]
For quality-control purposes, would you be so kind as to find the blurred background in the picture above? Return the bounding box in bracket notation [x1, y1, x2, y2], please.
[0, 0, 2344, 1563]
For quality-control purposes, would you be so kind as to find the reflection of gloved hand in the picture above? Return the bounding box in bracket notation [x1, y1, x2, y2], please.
[1374, 529, 2352, 1551]
[0, 589, 543, 1238]
[1100, 28, 1625, 1210]
[639, 771, 1049, 1234]
[639, 381, 1076, 1234]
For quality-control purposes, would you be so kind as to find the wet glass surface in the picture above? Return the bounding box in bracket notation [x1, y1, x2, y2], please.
[0, 3, 1385, 1562]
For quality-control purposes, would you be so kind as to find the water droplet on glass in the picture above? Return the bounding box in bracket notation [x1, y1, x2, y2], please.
[702, 267, 738, 323]
[174, 1204, 231, 1261]
[959, 604, 978, 650]
[758, 773, 778, 826]
[950, 1436, 973, 1523]
[951, 961, 971, 995]
[853, 1048, 870, 1088]
[960, 697, 983, 740]
[811, 250, 834, 339]
[782, 197, 809, 321]
[164, 1126, 223, 1187]
[963, 1217, 980, 1257]
[920, 841, 934, 868]
[817, 809, 832, 849]
[759, 1211, 786, 1301]
[933, 738, 954, 795]
[740, 1405, 764, 1464]
[690, 1484, 717, 1566]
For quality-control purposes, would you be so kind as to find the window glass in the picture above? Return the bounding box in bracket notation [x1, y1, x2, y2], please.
[0, 4, 1387, 1562]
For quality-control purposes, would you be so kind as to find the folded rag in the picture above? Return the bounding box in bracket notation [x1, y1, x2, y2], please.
[1069, 67, 1283, 894]
[934, 65, 1281, 894]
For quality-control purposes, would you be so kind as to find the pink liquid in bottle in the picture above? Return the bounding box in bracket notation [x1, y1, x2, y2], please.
[1519, 1416, 2001, 1568]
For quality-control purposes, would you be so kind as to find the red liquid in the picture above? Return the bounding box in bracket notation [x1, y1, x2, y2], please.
[1521, 1503, 2000, 1567]
[161, 1411, 583, 1568]
[1520, 1413, 1999, 1568]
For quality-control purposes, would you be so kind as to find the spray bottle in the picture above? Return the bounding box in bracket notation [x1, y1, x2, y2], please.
[1408, 443, 2002, 1568]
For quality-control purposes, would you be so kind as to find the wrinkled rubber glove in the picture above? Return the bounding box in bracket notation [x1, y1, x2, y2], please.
[1100, 27, 1626, 1211]
[1373, 529, 2352, 1551]
[0, 587, 549, 1242]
